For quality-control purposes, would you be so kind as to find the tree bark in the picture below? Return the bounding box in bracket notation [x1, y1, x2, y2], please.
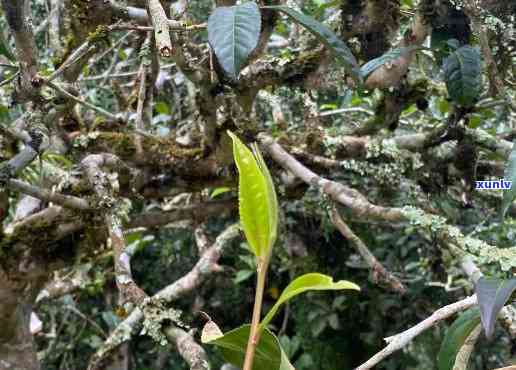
[0, 282, 40, 370]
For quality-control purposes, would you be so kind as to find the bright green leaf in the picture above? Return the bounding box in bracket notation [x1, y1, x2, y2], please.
[501, 143, 516, 220]
[442, 45, 482, 107]
[208, 2, 261, 79]
[467, 115, 482, 129]
[260, 273, 359, 329]
[211, 187, 233, 198]
[438, 98, 450, 114]
[252, 142, 278, 250]
[154, 101, 170, 115]
[475, 277, 516, 339]
[263, 6, 360, 84]
[118, 48, 128, 61]
[437, 307, 481, 370]
[228, 131, 278, 258]
[202, 323, 295, 370]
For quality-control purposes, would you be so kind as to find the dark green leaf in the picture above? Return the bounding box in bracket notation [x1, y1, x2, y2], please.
[263, 6, 360, 84]
[442, 45, 482, 107]
[360, 46, 421, 80]
[437, 307, 481, 370]
[501, 143, 516, 220]
[475, 277, 516, 339]
[202, 323, 295, 370]
[208, 2, 261, 79]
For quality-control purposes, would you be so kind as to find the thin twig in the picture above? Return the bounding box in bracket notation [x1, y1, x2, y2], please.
[0, 71, 20, 87]
[330, 207, 406, 294]
[47, 39, 94, 82]
[79, 63, 176, 81]
[46, 81, 119, 121]
[135, 63, 147, 156]
[91, 31, 133, 67]
[318, 107, 374, 117]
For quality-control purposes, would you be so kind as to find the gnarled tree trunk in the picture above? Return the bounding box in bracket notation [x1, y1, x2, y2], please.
[0, 276, 40, 370]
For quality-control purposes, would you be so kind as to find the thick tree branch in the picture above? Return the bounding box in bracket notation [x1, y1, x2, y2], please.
[7, 179, 91, 210]
[147, 0, 173, 57]
[165, 327, 210, 370]
[82, 154, 146, 305]
[128, 200, 236, 228]
[0, 123, 49, 182]
[0, 0, 40, 100]
[259, 133, 406, 222]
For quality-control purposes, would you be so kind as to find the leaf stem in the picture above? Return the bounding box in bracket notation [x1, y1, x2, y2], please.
[243, 258, 268, 370]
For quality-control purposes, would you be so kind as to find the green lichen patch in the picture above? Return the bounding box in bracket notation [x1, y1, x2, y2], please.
[140, 297, 187, 346]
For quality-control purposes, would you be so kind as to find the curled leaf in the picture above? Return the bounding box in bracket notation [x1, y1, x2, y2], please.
[228, 131, 278, 258]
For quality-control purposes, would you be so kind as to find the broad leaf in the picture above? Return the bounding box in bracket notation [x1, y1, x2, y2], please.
[202, 323, 295, 370]
[208, 2, 261, 79]
[442, 45, 482, 107]
[260, 273, 360, 329]
[228, 131, 278, 258]
[501, 143, 516, 220]
[437, 307, 481, 370]
[475, 277, 516, 339]
[360, 46, 422, 80]
[263, 6, 360, 84]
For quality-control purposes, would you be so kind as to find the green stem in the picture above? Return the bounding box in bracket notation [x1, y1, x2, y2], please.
[243, 258, 268, 370]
